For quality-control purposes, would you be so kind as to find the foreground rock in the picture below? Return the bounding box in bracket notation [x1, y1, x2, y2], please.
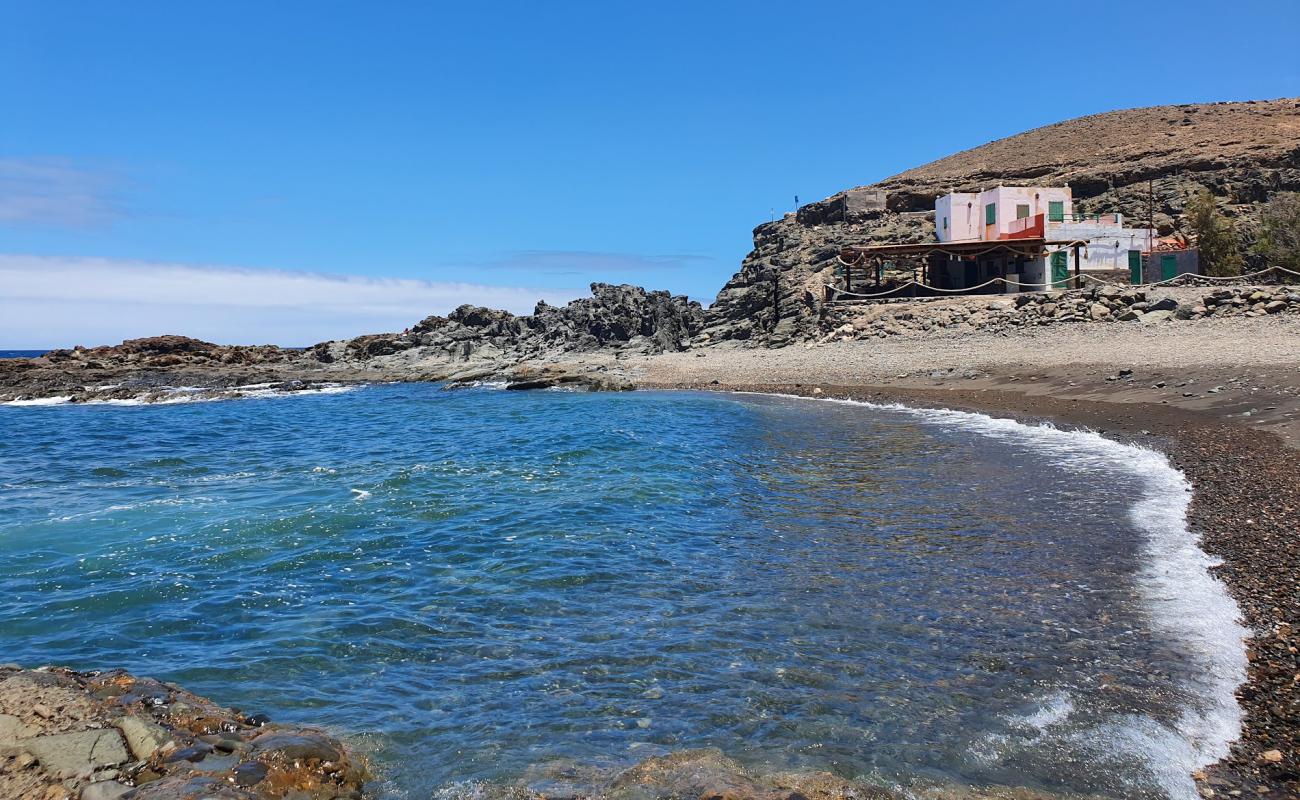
[0, 666, 367, 800]
[464, 748, 1102, 800]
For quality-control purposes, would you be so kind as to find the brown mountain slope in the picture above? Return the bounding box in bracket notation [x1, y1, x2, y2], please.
[700, 98, 1300, 346]
[879, 98, 1300, 207]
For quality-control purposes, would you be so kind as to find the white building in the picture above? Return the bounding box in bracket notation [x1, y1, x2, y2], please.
[933, 186, 1155, 289]
[936, 186, 1073, 243]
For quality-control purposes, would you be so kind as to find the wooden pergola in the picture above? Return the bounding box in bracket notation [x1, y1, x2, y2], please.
[838, 237, 1089, 296]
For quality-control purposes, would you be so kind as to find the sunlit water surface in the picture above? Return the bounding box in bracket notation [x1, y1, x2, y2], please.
[0, 386, 1244, 799]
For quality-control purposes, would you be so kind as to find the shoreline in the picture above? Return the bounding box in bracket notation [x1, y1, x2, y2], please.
[4, 321, 1299, 796]
[648, 378, 1299, 797]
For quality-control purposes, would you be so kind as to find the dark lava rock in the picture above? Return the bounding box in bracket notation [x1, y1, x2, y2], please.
[232, 760, 269, 787]
[165, 742, 213, 763]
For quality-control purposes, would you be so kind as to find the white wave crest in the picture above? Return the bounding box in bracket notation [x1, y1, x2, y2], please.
[3, 383, 360, 407]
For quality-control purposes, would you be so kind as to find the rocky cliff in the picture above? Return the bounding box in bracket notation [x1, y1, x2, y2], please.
[318, 282, 703, 366]
[699, 98, 1300, 346]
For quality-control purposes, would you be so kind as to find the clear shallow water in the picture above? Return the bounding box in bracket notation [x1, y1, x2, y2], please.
[0, 385, 1244, 799]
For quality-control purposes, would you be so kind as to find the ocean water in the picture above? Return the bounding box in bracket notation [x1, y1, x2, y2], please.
[0, 385, 1245, 799]
[0, 350, 47, 359]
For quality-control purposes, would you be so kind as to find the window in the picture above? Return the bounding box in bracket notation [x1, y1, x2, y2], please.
[943, 217, 948, 230]
[1016, 204, 1030, 220]
[1048, 200, 1065, 222]
[985, 203, 996, 225]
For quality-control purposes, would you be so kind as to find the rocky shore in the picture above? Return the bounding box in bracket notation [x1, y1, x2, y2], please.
[0, 283, 700, 403]
[818, 283, 1300, 342]
[6, 281, 1300, 406]
[0, 665, 367, 800]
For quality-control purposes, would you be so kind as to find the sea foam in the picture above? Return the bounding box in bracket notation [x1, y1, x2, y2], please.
[2, 383, 358, 407]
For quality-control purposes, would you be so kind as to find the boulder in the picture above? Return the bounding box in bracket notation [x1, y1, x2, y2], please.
[114, 716, 171, 760]
[80, 781, 132, 800]
[249, 731, 341, 764]
[23, 729, 128, 776]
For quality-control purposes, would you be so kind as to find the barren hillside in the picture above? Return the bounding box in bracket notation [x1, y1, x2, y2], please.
[879, 98, 1300, 209]
[701, 98, 1300, 346]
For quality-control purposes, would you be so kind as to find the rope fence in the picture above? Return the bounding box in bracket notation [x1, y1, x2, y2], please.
[826, 264, 1300, 301]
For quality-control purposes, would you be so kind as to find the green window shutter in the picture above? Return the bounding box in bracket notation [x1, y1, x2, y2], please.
[985, 203, 996, 225]
[1048, 201, 1064, 222]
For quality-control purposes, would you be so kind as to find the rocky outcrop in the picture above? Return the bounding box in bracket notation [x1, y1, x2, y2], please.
[698, 212, 932, 348]
[338, 283, 704, 366]
[297, 283, 702, 374]
[0, 665, 366, 800]
[0, 284, 703, 402]
[41, 337, 294, 370]
[701, 98, 1300, 347]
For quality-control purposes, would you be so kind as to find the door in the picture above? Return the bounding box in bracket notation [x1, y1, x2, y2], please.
[1050, 251, 1069, 287]
[1160, 254, 1178, 281]
[1128, 250, 1143, 284]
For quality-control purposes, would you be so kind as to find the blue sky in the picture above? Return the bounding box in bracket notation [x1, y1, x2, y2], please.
[2, 0, 1298, 347]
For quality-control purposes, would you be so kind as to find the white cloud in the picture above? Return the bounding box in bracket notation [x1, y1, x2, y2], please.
[0, 254, 582, 348]
[0, 158, 120, 228]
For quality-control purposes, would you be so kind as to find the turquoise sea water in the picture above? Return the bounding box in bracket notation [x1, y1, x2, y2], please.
[0, 386, 1243, 799]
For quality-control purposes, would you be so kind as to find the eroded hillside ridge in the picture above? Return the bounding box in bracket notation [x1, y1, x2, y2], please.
[699, 98, 1300, 346]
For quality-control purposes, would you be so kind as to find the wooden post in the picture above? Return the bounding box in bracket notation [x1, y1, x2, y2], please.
[1072, 243, 1082, 289]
